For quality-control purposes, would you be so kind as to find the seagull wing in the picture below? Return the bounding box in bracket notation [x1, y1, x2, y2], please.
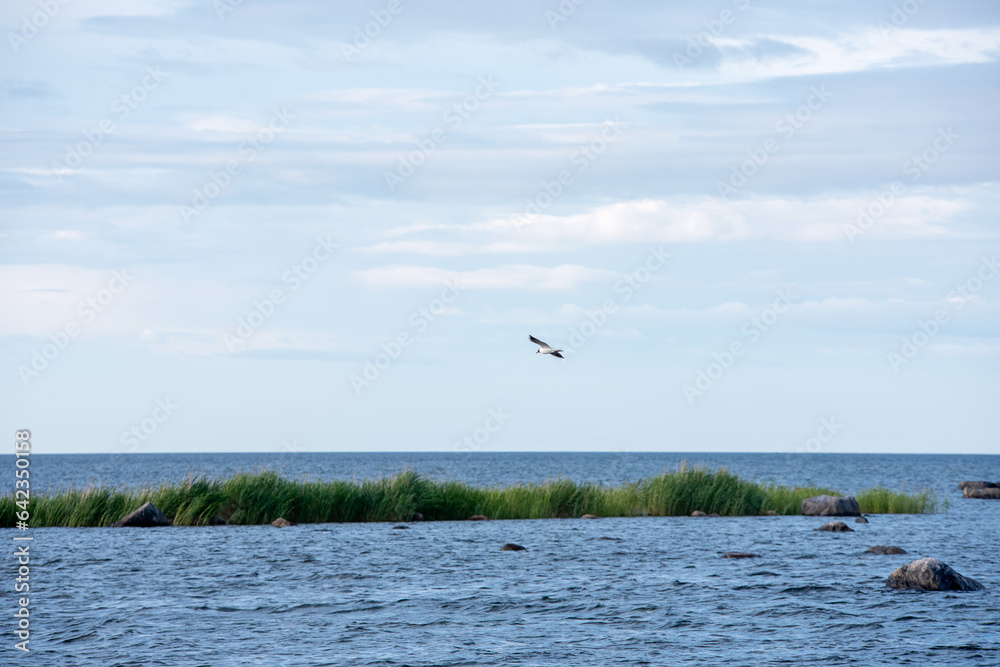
[551, 350, 565, 359]
[529, 335, 549, 347]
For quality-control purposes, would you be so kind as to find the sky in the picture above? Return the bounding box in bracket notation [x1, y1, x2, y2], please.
[1, 0, 998, 455]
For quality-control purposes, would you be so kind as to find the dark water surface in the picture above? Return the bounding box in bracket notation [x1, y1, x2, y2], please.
[9, 451, 1000, 495]
[6, 453, 999, 666]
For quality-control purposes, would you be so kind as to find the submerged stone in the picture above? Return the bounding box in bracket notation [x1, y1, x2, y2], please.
[815, 521, 853, 532]
[866, 545, 907, 555]
[964, 487, 1000, 499]
[801, 495, 861, 517]
[270, 517, 295, 527]
[722, 552, 758, 559]
[957, 481, 998, 491]
[111, 501, 170, 528]
[887, 558, 984, 591]
[500, 543, 526, 551]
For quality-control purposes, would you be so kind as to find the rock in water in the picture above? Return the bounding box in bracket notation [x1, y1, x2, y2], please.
[500, 543, 526, 551]
[691, 510, 708, 517]
[392, 525, 409, 530]
[957, 481, 999, 491]
[964, 487, 1000, 499]
[855, 516, 870, 524]
[270, 517, 295, 527]
[111, 501, 170, 527]
[410, 512, 425, 522]
[764, 510, 778, 516]
[581, 514, 600, 519]
[210, 515, 227, 526]
[722, 552, 758, 559]
[866, 545, 908, 555]
[801, 495, 861, 517]
[469, 515, 490, 521]
[816, 521, 853, 532]
[886, 558, 985, 591]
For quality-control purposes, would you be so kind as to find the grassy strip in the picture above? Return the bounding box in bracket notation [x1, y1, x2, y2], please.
[0, 467, 944, 527]
[855, 486, 946, 514]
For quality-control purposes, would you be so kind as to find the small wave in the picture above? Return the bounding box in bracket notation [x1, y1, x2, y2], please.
[56, 631, 98, 644]
[779, 585, 837, 594]
[828, 622, 886, 630]
[272, 602, 338, 613]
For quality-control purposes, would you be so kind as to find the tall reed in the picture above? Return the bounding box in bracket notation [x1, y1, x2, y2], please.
[0, 467, 944, 528]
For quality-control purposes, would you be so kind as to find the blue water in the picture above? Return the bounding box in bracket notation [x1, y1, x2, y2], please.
[5, 453, 999, 666]
[9, 451, 1000, 495]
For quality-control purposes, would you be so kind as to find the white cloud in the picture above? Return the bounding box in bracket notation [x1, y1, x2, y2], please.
[307, 88, 453, 112]
[61, 0, 188, 19]
[363, 192, 970, 255]
[0, 264, 134, 336]
[708, 28, 1000, 83]
[351, 264, 617, 290]
[182, 114, 262, 135]
[927, 342, 1000, 357]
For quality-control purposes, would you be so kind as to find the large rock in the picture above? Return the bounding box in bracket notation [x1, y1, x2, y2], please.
[886, 558, 985, 591]
[866, 545, 908, 555]
[957, 481, 998, 491]
[964, 487, 1000, 499]
[815, 521, 853, 532]
[111, 501, 170, 527]
[801, 495, 861, 517]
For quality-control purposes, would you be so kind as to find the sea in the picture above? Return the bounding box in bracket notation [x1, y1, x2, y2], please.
[4, 452, 999, 666]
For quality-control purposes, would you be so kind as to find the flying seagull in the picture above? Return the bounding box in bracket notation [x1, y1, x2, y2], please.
[529, 335, 564, 359]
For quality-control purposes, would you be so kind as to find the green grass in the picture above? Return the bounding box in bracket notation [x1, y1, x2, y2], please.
[0, 466, 945, 528]
[856, 485, 947, 514]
